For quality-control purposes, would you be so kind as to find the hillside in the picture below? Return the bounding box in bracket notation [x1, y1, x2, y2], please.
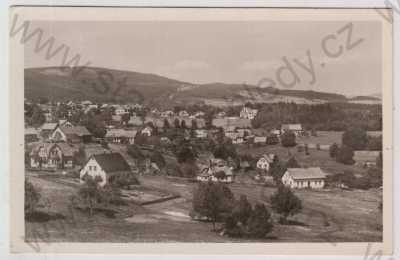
[24, 67, 188, 105]
[24, 67, 380, 107]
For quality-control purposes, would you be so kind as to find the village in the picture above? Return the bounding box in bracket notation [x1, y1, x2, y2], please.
[24, 98, 383, 242]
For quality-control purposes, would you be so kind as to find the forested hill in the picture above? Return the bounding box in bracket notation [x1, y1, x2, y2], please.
[25, 67, 380, 106]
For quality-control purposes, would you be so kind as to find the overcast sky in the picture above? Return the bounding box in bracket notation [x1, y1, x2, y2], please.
[24, 20, 382, 96]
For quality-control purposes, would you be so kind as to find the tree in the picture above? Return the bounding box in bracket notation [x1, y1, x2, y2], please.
[177, 145, 197, 163]
[174, 118, 181, 128]
[329, 143, 339, 158]
[191, 119, 198, 130]
[163, 118, 170, 129]
[336, 145, 355, 165]
[286, 156, 300, 168]
[121, 113, 130, 125]
[281, 131, 296, 147]
[247, 203, 273, 238]
[367, 136, 382, 151]
[213, 142, 237, 160]
[25, 180, 41, 215]
[192, 182, 234, 230]
[232, 195, 252, 225]
[270, 185, 302, 223]
[29, 106, 46, 127]
[342, 127, 368, 150]
[77, 176, 105, 217]
[180, 120, 187, 129]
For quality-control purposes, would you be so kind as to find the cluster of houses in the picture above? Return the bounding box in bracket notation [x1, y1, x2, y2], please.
[24, 99, 381, 190]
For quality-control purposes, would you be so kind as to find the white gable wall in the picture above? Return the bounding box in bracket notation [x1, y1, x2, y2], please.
[79, 158, 107, 186]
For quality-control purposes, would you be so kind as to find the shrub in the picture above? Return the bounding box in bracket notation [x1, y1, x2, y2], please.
[270, 185, 302, 223]
[329, 143, 339, 158]
[281, 131, 296, 147]
[247, 203, 273, 238]
[336, 145, 354, 165]
[342, 127, 368, 150]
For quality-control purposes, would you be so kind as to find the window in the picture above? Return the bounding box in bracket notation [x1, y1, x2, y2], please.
[94, 166, 97, 171]
[89, 166, 92, 171]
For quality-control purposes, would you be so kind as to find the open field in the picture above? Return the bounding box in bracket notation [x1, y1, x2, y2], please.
[237, 143, 368, 176]
[25, 172, 382, 243]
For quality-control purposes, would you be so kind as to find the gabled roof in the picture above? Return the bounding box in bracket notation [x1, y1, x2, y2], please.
[56, 143, 79, 157]
[41, 123, 58, 131]
[59, 126, 92, 136]
[105, 129, 137, 138]
[281, 124, 302, 131]
[92, 153, 131, 173]
[25, 128, 38, 135]
[353, 151, 380, 162]
[286, 167, 326, 180]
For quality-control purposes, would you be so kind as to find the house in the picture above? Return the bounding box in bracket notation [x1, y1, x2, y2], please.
[30, 142, 78, 169]
[212, 117, 251, 129]
[160, 110, 175, 117]
[353, 151, 381, 167]
[141, 126, 153, 137]
[194, 129, 208, 139]
[81, 100, 92, 106]
[25, 128, 39, 143]
[281, 124, 303, 136]
[59, 119, 74, 127]
[40, 122, 59, 139]
[253, 136, 267, 144]
[240, 106, 258, 120]
[194, 111, 205, 118]
[84, 144, 111, 158]
[115, 106, 128, 115]
[216, 111, 226, 118]
[197, 158, 234, 183]
[281, 167, 326, 189]
[128, 116, 144, 126]
[105, 129, 137, 144]
[256, 154, 276, 171]
[51, 126, 92, 143]
[178, 110, 190, 117]
[79, 153, 132, 187]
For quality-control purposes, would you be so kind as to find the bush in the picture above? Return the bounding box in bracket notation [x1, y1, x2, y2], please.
[329, 143, 339, 158]
[270, 185, 302, 223]
[192, 182, 235, 230]
[342, 128, 368, 150]
[247, 203, 273, 238]
[336, 145, 354, 165]
[281, 131, 296, 147]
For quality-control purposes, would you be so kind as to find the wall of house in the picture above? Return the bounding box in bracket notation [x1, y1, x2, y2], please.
[282, 173, 325, 189]
[79, 158, 107, 186]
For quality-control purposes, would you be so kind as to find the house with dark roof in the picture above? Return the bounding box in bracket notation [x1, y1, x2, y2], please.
[30, 142, 79, 169]
[79, 153, 132, 186]
[40, 122, 59, 139]
[282, 167, 326, 189]
[353, 151, 381, 167]
[25, 128, 39, 143]
[51, 126, 92, 143]
[105, 129, 137, 144]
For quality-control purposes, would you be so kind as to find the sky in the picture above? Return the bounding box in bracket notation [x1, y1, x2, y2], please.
[24, 20, 382, 96]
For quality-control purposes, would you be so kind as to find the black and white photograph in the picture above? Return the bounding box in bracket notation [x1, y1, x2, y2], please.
[8, 6, 393, 255]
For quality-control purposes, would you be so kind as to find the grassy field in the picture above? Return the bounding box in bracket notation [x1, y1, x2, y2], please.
[25, 172, 382, 243]
[237, 142, 368, 176]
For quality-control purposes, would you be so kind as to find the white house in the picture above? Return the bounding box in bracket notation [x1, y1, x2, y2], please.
[194, 129, 208, 139]
[79, 153, 132, 187]
[240, 106, 258, 120]
[115, 106, 128, 115]
[105, 129, 137, 144]
[256, 154, 275, 171]
[281, 167, 326, 189]
[161, 110, 175, 117]
[51, 126, 92, 143]
[281, 124, 303, 136]
[353, 151, 381, 167]
[141, 126, 153, 137]
[178, 110, 190, 117]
